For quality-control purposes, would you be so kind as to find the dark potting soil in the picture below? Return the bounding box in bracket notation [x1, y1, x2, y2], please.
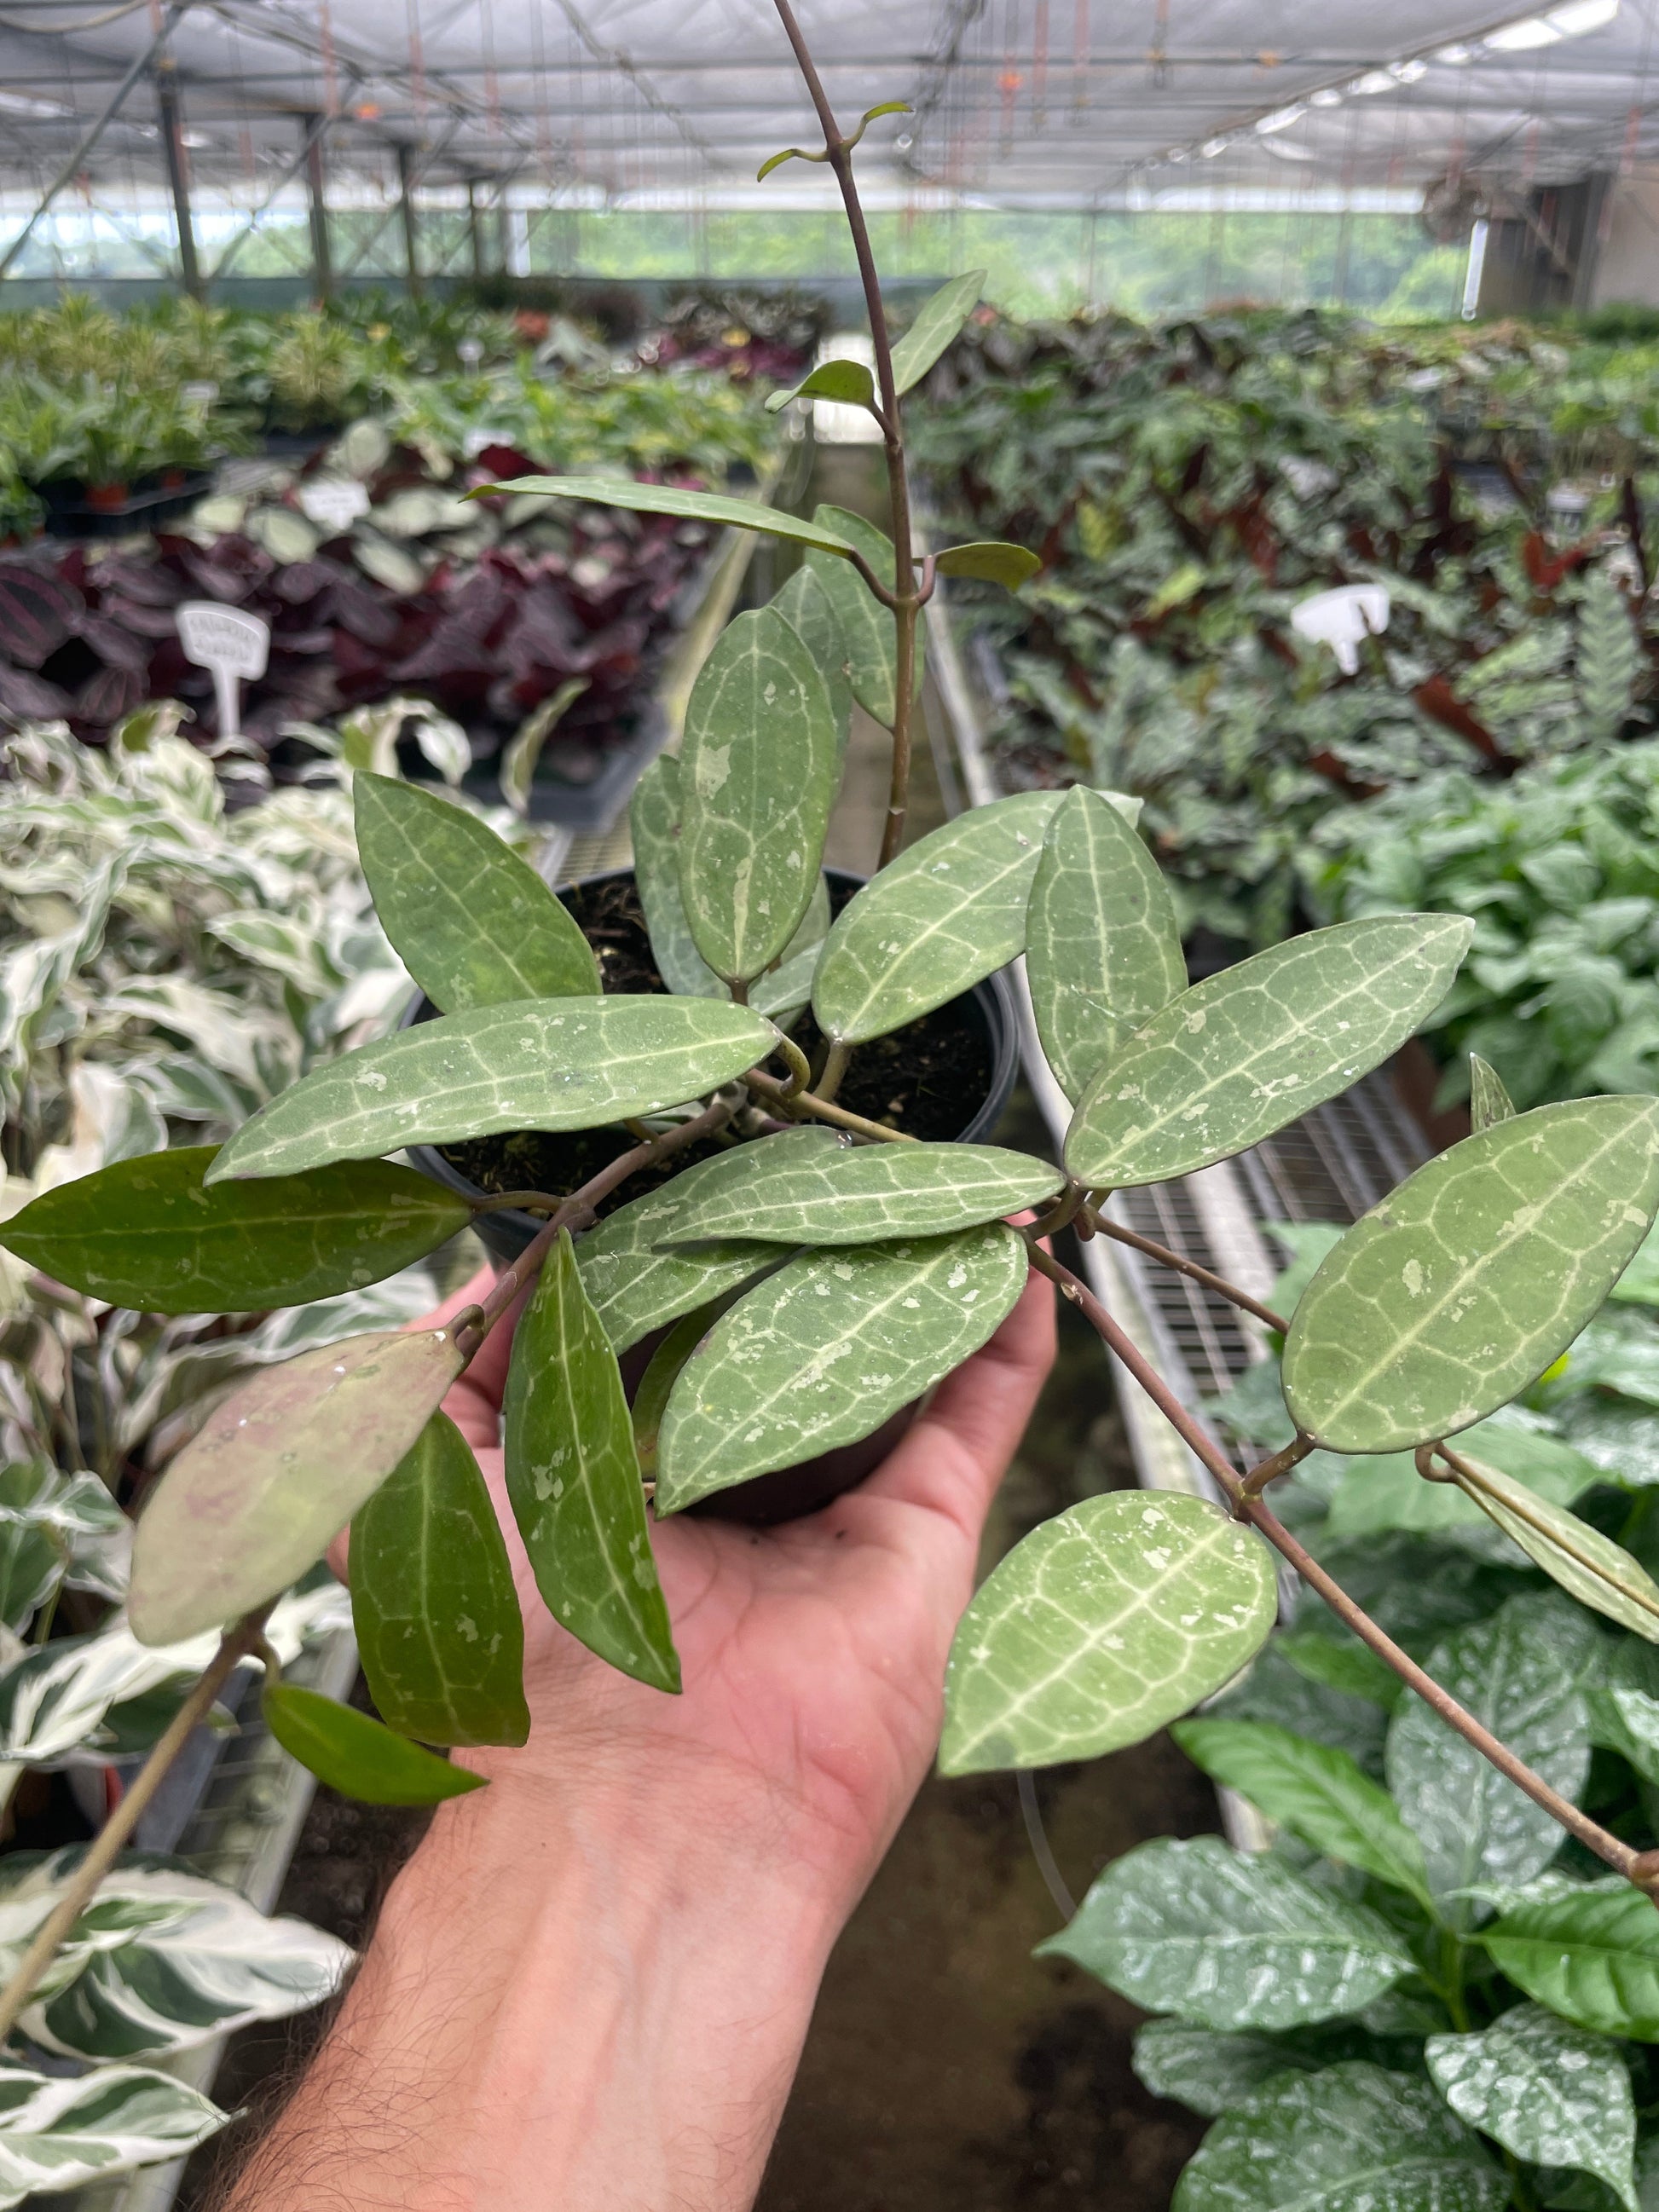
[436, 872, 994, 1203]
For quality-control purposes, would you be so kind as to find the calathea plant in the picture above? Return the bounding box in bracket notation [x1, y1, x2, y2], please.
[5, 0, 1659, 2139]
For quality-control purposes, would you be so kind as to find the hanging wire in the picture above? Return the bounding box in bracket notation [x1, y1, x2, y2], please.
[1017, 1771, 1077, 1922]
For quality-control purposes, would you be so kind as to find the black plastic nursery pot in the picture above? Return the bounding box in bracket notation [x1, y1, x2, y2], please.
[403, 866, 1021, 1522]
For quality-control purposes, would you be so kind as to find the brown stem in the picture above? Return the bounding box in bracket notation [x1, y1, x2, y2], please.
[467, 1190, 562, 1217]
[1239, 1433, 1316, 1499]
[1084, 1205, 1290, 1336]
[1026, 1181, 1088, 1243]
[746, 1066, 915, 1146]
[0, 1607, 271, 2044]
[770, 0, 918, 869]
[1026, 1247, 1650, 1893]
[455, 1095, 737, 1358]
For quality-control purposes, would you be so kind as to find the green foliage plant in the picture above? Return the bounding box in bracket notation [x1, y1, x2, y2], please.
[9, 22, 1659, 2193]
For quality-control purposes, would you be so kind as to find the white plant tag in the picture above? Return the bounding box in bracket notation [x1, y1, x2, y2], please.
[176, 603, 269, 741]
[1290, 584, 1390, 675]
[298, 476, 371, 533]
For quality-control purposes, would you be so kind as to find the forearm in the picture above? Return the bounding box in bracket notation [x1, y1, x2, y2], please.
[218, 1764, 840, 2212]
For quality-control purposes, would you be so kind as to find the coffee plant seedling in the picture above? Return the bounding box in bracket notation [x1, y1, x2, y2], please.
[5, 0, 1659, 2080]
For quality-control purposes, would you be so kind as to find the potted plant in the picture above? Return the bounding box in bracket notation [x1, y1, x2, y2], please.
[8, 10, 1659, 2185]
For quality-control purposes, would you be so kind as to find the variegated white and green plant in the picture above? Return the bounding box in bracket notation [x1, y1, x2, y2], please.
[9, 13, 1659, 2207]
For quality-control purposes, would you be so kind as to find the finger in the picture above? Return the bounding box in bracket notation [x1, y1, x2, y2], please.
[861, 1261, 1056, 1546]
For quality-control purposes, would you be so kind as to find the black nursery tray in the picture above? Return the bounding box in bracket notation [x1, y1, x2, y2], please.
[39, 472, 217, 541]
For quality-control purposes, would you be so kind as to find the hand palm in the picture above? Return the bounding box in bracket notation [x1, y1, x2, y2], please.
[428, 1265, 1055, 1898]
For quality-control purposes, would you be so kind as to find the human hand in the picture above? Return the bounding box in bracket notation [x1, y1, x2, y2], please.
[425, 1252, 1056, 1918]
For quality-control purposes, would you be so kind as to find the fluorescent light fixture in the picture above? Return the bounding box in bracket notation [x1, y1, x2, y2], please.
[1200, 135, 1229, 156]
[1352, 69, 1396, 93]
[1309, 86, 1344, 106]
[1547, 0, 1619, 29]
[1256, 103, 1306, 133]
[0, 89, 68, 117]
[1486, 14, 1564, 45]
[1391, 57, 1428, 81]
[1435, 43, 1475, 61]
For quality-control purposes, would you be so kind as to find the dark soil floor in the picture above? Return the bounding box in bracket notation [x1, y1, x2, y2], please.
[178, 442, 1216, 2211]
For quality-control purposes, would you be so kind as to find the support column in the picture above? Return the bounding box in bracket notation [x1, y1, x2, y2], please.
[396, 141, 422, 297]
[467, 177, 486, 276]
[155, 60, 202, 299]
[303, 113, 332, 303]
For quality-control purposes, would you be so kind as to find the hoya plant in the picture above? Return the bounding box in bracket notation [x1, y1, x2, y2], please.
[7, 2, 1659, 2164]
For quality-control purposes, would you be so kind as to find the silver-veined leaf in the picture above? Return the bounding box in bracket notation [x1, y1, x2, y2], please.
[889, 270, 986, 394]
[0, 2062, 225, 2205]
[655, 1222, 1028, 1512]
[208, 997, 777, 1182]
[654, 1137, 1062, 1248]
[350, 1412, 529, 1747]
[471, 476, 863, 557]
[766, 358, 875, 413]
[1026, 785, 1186, 1101]
[1170, 1718, 1431, 1903]
[1468, 1053, 1515, 1133]
[1038, 1836, 1414, 2030]
[128, 1327, 465, 1645]
[1384, 1595, 1589, 1926]
[802, 505, 919, 731]
[3, 1147, 470, 1314]
[940, 1493, 1277, 1775]
[629, 754, 721, 1000]
[1482, 1884, 1659, 2040]
[0, 1851, 350, 2063]
[1448, 1450, 1659, 1641]
[263, 1683, 484, 1804]
[1064, 916, 1471, 1188]
[1284, 1098, 1659, 1453]
[772, 566, 851, 757]
[352, 771, 598, 1011]
[933, 541, 1040, 586]
[503, 1231, 679, 1691]
[1131, 2020, 1328, 2119]
[1426, 2006, 1637, 2212]
[812, 791, 1062, 1044]
[678, 606, 839, 985]
[572, 1128, 836, 1353]
[1171, 2062, 1505, 2212]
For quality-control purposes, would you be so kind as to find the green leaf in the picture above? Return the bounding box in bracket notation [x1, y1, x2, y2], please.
[889, 270, 986, 395]
[628, 754, 722, 1001]
[352, 772, 599, 1011]
[1449, 1451, 1659, 1641]
[1384, 1595, 1589, 1923]
[1483, 1884, 1659, 2039]
[1064, 916, 1471, 1189]
[654, 1138, 1063, 1247]
[802, 505, 920, 731]
[755, 143, 824, 181]
[127, 1326, 465, 1645]
[1468, 1053, 1515, 1132]
[263, 1683, 484, 1805]
[208, 997, 778, 1182]
[1171, 1718, 1431, 1903]
[1283, 1098, 1659, 1453]
[1131, 2019, 1330, 2118]
[1026, 785, 1187, 1102]
[631, 1297, 731, 1479]
[656, 1222, 1029, 1512]
[940, 1493, 1278, 1775]
[3, 1147, 471, 1314]
[1426, 2005, 1637, 2212]
[572, 1129, 836, 1354]
[1588, 1637, 1659, 1782]
[1172, 2062, 1505, 2212]
[1040, 1837, 1414, 2030]
[766, 358, 876, 413]
[772, 567, 852, 757]
[350, 1412, 529, 1748]
[933, 540, 1041, 586]
[0, 1851, 350, 2063]
[812, 791, 1062, 1044]
[1277, 1629, 1406, 1712]
[678, 607, 839, 985]
[751, 872, 833, 1022]
[0, 2061, 225, 2204]
[500, 677, 588, 817]
[471, 476, 864, 558]
[503, 1231, 679, 1691]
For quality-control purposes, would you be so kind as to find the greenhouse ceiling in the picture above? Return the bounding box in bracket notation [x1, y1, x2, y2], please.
[0, 0, 1654, 218]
